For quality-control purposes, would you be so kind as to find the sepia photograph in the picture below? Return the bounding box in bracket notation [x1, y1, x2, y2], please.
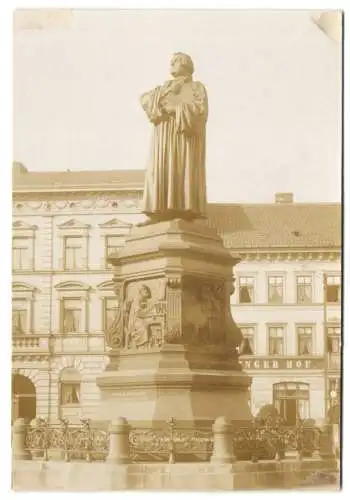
[8, 6, 343, 492]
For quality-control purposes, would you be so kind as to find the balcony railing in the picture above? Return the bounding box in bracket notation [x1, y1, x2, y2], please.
[53, 333, 105, 354]
[12, 335, 50, 353]
[12, 333, 106, 355]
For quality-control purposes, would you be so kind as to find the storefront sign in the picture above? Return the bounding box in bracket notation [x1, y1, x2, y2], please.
[240, 357, 325, 370]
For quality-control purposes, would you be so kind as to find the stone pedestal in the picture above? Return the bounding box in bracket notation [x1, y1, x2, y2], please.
[96, 219, 252, 427]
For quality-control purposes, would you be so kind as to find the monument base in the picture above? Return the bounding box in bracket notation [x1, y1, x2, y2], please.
[96, 344, 252, 427]
[96, 218, 252, 427]
[13, 459, 340, 491]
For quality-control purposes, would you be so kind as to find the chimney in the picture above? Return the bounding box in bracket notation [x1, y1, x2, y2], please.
[275, 192, 294, 204]
[12, 162, 28, 175]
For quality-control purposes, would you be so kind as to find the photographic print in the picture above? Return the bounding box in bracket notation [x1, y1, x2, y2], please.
[11, 8, 342, 491]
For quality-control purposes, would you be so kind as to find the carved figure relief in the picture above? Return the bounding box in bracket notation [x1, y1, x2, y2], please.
[182, 278, 226, 346]
[124, 280, 166, 350]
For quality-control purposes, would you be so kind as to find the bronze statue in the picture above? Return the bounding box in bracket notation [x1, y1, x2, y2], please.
[140, 52, 208, 224]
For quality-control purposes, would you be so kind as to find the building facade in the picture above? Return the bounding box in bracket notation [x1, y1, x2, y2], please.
[12, 164, 341, 425]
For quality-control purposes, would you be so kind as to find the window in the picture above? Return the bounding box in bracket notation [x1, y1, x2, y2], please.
[12, 301, 28, 335]
[238, 277, 255, 303]
[12, 221, 37, 271]
[64, 237, 84, 270]
[326, 276, 341, 303]
[59, 368, 81, 406]
[12, 237, 30, 271]
[61, 299, 82, 333]
[296, 276, 312, 304]
[327, 325, 341, 354]
[104, 297, 119, 331]
[268, 325, 285, 355]
[105, 236, 123, 268]
[240, 326, 255, 355]
[273, 382, 310, 425]
[12, 283, 35, 334]
[329, 378, 340, 401]
[268, 276, 284, 304]
[297, 325, 313, 355]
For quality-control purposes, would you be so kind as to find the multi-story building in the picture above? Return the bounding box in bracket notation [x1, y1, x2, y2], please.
[12, 163, 341, 425]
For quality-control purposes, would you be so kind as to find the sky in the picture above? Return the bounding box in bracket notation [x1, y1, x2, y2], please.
[13, 9, 342, 203]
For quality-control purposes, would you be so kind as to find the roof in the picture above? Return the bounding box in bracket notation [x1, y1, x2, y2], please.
[12, 165, 341, 249]
[207, 203, 341, 249]
[13, 166, 144, 192]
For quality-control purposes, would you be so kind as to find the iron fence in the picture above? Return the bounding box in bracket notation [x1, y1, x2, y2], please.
[24, 418, 109, 462]
[22, 416, 321, 463]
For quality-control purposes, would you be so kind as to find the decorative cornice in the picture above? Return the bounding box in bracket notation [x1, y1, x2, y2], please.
[12, 282, 37, 293]
[57, 218, 91, 230]
[12, 220, 38, 231]
[98, 218, 132, 229]
[231, 250, 341, 262]
[12, 192, 142, 213]
[54, 281, 91, 292]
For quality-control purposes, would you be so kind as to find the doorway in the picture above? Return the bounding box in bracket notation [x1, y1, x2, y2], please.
[12, 374, 36, 423]
[273, 382, 310, 426]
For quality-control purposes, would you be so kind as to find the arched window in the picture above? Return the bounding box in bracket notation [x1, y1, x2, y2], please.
[273, 382, 310, 426]
[59, 368, 81, 406]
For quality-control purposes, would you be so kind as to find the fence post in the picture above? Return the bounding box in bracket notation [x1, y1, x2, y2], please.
[210, 416, 235, 464]
[107, 417, 131, 464]
[12, 418, 32, 460]
[332, 423, 340, 458]
[319, 423, 335, 459]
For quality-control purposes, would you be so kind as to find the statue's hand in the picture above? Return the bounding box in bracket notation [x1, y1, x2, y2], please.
[160, 100, 175, 116]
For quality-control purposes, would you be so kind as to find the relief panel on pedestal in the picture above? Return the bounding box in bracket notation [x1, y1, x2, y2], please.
[104, 274, 243, 351]
[105, 278, 166, 351]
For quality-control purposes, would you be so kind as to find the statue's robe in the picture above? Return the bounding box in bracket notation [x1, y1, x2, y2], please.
[140, 76, 208, 219]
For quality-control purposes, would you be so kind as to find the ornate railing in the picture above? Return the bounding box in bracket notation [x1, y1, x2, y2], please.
[130, 418, 213, 462]
[232, 419, 321, 461]
[24, 418, 109, 462]
[18, 416, 322, 463]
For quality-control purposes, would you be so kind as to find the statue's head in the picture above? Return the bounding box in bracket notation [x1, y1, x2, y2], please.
[170, 52, 194, 77]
